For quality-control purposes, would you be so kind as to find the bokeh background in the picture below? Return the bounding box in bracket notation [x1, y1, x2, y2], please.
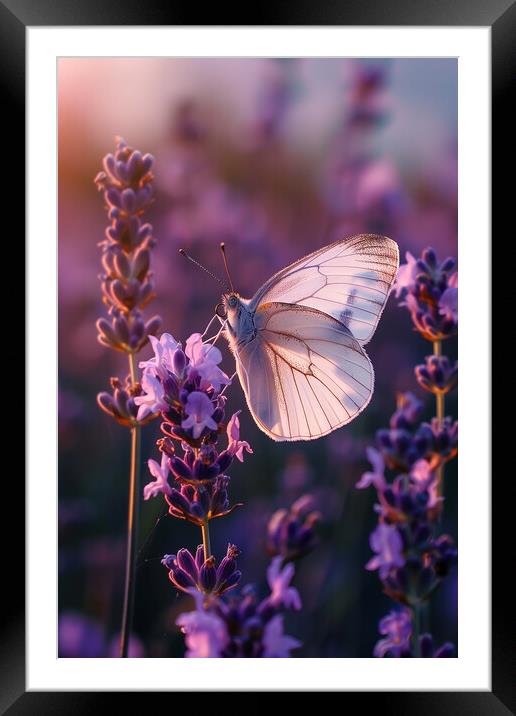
[58, 57, 458, 657]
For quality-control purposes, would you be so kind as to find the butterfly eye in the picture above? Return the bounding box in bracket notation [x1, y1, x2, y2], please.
[215, 302, 227, 318]
[228, 296, 238, 308]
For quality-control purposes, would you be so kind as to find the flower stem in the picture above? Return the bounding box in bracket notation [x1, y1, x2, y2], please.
[433, 340, 445, 498]
[201, 519, 212, 560]
[119, 352, 141, 658]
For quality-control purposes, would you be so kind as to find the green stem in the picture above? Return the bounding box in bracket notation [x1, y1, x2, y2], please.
[119, 352, 141, 658]
[128, 351, 138, 384]
[201, 520, 212, 560]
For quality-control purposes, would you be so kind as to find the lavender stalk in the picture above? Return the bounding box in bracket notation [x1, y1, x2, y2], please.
[139, 330, 316, 657]
[357, 246, 458, 658]
[94, 137, 161, 657]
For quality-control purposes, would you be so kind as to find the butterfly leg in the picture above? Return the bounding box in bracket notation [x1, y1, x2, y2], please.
[201, 313, 219, 339]
[219, 371, 237, 397]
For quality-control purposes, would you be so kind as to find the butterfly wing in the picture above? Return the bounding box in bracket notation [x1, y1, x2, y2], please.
[234, 303, 374, 442]
[248, 234, 399, 345]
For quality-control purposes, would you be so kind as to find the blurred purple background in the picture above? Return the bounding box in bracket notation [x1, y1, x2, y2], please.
[58, 57, 457, 657]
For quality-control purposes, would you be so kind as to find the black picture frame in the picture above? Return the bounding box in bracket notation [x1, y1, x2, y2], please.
[4, 0, 507, 710]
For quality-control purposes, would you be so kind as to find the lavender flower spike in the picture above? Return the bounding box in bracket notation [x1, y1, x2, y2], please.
[176, 590, 229, 658]
[366, 524, 405, 579]
[266, 556, 302, 610]
[143, 453, 172, 501]
[374, 609, 412, 657]
[267, 494, 320, 561]
[163, 544, 241, 596]
[95, 136, 161, 360]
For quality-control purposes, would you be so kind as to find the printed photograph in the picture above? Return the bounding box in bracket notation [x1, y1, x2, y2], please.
[58, 57, 458, 658]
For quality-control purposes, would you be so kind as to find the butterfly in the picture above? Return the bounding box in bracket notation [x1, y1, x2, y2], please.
[184, 235, 399, 442]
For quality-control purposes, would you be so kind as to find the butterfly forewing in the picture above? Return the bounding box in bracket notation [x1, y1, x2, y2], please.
[236, 303, 374, 441]
[249, 234, 399, 345]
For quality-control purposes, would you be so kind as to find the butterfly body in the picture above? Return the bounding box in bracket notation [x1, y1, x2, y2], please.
[223, 293, 257, 350]
[219, 235, 399, 442]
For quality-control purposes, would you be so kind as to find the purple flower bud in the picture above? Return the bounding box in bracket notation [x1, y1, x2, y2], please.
[169, 457, 193, 481]
[96, 318, 119, 348]
[141, 154, 154, 174]
[121, 188, 136, 212]
[161, 554, 176, 569]
[114, 315, 130, 344]
[167, 488, 191, 514]
[195, 545, 205, 570]
[440, 257, 456, 273]
[190, 501, 205, 519]
[131, 316, 145, 341]
[176, 548, 199, 581]
[97, 392, 114, 413]
[169, 566, 197, 591]
[172, 349, 187, 378]
[106, 187, 121, 208]
[133, 247, 150, 281]
[199, 557, 217, 592]
[113, 251, 131, 279]
[215, 450, 233, 473]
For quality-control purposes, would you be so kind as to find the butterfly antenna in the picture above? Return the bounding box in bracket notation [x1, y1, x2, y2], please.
[220, 242, 235, 292]
[178, 249, 228, 290]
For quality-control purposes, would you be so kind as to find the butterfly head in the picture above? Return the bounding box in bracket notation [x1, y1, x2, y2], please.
[217, 292, 241, 321]
[217, 292, 254, 344]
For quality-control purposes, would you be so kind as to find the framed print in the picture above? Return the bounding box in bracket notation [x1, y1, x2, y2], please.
[3, 0, 509, 710]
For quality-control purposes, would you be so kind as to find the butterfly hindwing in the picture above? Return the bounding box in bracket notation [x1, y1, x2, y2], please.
[235, 303, 374, 441]
[249, 234, 399, 345]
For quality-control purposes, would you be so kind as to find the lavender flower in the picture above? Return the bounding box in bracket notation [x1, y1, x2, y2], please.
[162, 544, 241, 596]
[176, 591, 229, 658]
[439, 272, 458, 323]
[143, 453, 172, 500]
[393, 247, 458, 342]
[175, 557, 303, 658]
[390, 392, 425, 430]
[366, 524, 405, 579]
[226, 411, 253, 462]
[266, 557, 302, 610]
[165, 473, 241, 526]
[137, 329, 233, 447]
[375, 392, 456, 473]
[94, 138, 163, 659]
[373, 609, 412, 657]
[356, 447, 386, 491]
[415, 355, 458, 395]
[359, 252, 458, 657]
[393, 252, 418, 299]
[267, 495, 320, 561]
[94, 137, 161, 360]
[181, 391, 218, 438]
[425, 417, 458, 466]
[359, 407, 456, 609]
[374, 609, 455, 657]
[133, 371, 168, 421]
[97, 376, 155, 428]
[140, 328, 252, 535]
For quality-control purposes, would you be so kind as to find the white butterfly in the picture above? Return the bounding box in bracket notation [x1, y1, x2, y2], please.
[216, 234, 399, 442]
